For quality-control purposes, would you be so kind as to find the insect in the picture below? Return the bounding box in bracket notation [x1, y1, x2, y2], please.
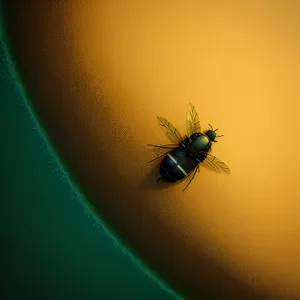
[148, 103, 230, 191]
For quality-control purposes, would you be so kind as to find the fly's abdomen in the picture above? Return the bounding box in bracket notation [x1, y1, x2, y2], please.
[160, 148, 198, 183]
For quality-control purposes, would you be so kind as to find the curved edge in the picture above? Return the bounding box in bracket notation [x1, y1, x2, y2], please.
[0, 4, 183, 299]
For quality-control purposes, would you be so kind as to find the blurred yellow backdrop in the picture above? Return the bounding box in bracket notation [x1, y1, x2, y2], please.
[4, 1, 300, 299]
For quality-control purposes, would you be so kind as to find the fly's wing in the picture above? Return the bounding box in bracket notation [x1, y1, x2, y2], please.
[187, 102, 201, 137]
[157, 116, 184, 144]
[201, 152, 231, 174]
[147, 144, 177, 163]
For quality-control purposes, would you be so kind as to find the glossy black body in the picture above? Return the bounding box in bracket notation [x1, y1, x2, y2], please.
[160, 133, 211, 183]
[159, 148, 197, 182]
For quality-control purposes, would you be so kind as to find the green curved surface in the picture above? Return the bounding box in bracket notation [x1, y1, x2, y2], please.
[0, 11, 181, 300]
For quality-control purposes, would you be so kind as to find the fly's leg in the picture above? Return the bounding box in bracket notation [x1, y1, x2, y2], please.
[148, 144, 177, 181]
[195, 158, 201, 173]
[182, 165, 199, 192]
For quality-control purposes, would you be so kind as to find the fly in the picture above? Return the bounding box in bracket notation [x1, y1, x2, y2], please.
[148, 103, 231, 191]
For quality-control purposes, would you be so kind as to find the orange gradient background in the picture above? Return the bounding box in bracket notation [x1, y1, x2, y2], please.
[3, 1, 300, 299]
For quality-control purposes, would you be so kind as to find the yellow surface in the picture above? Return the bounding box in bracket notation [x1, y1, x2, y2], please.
[4, 1, 300, 299]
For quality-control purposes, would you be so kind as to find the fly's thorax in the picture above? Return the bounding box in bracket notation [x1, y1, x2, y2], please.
[197, 151, 208, 162]
[181, 136, 191, 149]
[189, 133, 211, 154]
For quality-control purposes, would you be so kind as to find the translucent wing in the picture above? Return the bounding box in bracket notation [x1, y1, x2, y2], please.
[147, 143, 178, 163]
[157, 116, 184, 144]
[201, 152, 231, 174]
[187, 102, 201, 137]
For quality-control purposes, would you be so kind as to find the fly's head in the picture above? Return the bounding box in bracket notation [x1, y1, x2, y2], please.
[205, 124, 224, 143]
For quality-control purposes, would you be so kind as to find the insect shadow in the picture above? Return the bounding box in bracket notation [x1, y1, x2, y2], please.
[138, 162, 176, 191]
